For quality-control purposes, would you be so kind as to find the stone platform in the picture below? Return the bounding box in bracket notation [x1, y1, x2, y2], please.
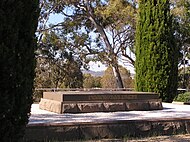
[39, 91, 163, 113]
[25, 103, 190, 141]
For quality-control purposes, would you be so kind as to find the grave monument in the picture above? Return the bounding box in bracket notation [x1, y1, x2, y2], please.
[39, 90, 163, 113]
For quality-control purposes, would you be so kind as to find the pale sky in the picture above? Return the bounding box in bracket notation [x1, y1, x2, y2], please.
[88, 61, 107, 72]
[88, 61, 135, 74]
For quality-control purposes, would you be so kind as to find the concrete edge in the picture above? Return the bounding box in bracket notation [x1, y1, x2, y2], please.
[172, 101, 184, 105]
[172, 101, 190, 105]
[24, 118, 190, 141]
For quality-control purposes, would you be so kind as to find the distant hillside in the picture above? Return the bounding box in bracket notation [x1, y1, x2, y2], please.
[82, 70, 104, 77]
[82, 69, 135, 78]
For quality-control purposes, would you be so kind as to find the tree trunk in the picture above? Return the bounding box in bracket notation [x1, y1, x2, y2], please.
[112, 65, 124, 88]
[87, 3, 124, 88]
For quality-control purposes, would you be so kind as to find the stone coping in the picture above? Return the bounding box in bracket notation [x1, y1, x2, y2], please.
[45, 91, 158, 95]
[24, 118, 190, 141]
[27, 117, 190, 127]
[43, 91, 159, 102]
[172, 101, 190, 105]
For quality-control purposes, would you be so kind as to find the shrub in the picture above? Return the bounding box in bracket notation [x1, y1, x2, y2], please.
[0, 1, 39, 141]
[174, 92, 190, 102]
[135, 0, 178, 102]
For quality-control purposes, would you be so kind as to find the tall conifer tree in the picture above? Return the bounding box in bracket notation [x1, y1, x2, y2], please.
[135, 0, 178, 102]
[0, 0, 39, 141]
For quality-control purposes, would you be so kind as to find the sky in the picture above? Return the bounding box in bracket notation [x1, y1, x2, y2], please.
[88, 61, 107, 72]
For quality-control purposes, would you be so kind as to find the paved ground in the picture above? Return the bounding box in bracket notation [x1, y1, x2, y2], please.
[29, 103, 190, 124]
[28, 103, 190, 141]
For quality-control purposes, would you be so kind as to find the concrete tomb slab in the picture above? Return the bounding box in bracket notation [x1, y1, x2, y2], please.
[39, 91, 163, 113]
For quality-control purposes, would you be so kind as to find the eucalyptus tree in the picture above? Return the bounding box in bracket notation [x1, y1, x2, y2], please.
[35, 31, 83, 88]
[101, 66, 134, 88]
[38, 0, 137, 88]
[171, 0, 190, 88]
[171, 0, 190, 62]
[83, 74, 95, 88]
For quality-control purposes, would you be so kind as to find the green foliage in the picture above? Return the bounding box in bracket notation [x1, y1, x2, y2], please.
[95, 0, 136, 28]
[38, 0, 136, 88]
[83, 74, 102, 88]
[135, 0, 178, 102]
[171, 0, 190, 68]
[178, 67, 190, 89]
[83, 74, 101, 88]
[94, 76, 102, 88]
[174, 92, 190, 102]
[63, 57, 83, 88]
[83, 74, 95, 88]
[101, 67, 117, 88]
[35, 31, 83, 89]
[0, 0, 39, 141]
[101, 66, 134, 88]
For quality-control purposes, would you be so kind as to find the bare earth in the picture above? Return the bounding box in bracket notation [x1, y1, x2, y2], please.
[126, 134, 190, 142]
[83, 134, 190, 142]
[89, 134, 190, 142]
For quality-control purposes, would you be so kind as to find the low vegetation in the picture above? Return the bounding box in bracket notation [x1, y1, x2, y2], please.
[0, 1, 39, 141]
[174, 92, 190, 103]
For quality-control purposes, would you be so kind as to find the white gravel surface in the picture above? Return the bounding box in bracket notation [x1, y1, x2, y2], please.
[29, 103, 190, 124]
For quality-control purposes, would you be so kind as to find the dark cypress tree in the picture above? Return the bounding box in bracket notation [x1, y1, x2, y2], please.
[0, 0, 39, 141]
[135, 0, 178, 102]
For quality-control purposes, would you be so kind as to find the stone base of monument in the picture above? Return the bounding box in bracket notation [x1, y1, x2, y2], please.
[39, 91, 163, 113]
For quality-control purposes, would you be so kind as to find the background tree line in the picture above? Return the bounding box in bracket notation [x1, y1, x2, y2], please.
[36, 0, 190, 92]
[172, 0, 190, 90]
[83, 66, 134, 88]
[37, 0, 137, 88]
